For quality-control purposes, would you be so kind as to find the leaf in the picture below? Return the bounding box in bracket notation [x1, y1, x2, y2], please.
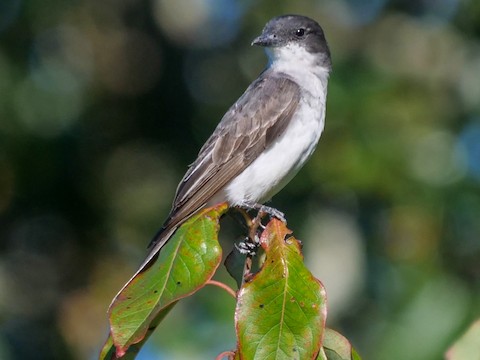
[235, 219, 327, 360]
[99, 303, 175, 360]
[99, 333, 119, 360]
[445, 319, 480, 360]
[107, 203, 227, 357]
[316, 348, 328, 360]
[321, 328, 362, 360]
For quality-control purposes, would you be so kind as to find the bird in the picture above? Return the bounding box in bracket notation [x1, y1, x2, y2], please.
[140, 14, 331, 273]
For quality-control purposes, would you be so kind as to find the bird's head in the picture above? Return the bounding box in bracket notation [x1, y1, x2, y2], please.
[252, 15, 331, 71]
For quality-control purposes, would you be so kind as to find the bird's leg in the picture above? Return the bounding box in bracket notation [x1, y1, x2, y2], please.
[232, 202, 286, 256]
[232, 203, 286, 283]
[236, 201, 286, 223]
[257, 204, 286, 223]
[232, 207, 262, 256]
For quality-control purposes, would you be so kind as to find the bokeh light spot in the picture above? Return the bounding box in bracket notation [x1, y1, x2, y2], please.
[29, 25, 93, 93]
[345, 0, 387, 25]
[152, 0, 242, 48]
[13, 76, 84, 138]
[408, 129, 466, 186]
[458, 120, 480, 181]
[367, 14, 465, 84]
[305, 209, 366, 320]
[458, 51, 480, 111]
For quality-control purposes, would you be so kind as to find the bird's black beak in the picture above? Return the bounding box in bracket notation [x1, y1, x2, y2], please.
[251, 33, 276, 47]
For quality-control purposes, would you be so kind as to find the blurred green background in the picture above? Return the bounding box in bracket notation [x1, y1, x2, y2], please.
[1, 0, 480, 359]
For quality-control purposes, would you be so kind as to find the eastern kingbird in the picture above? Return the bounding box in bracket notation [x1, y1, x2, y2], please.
[141, 15, 331, 271]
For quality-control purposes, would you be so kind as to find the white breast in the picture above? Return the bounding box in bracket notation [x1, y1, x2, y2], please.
[223, 44, 330, 205]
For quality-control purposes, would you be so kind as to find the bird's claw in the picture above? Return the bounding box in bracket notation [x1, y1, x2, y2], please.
[235, 236, 259, 255]
[237, 202, 286, 223]
[257, 205, 286, 223]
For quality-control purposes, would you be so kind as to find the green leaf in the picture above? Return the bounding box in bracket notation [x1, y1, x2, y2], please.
[99, 303, 175, 360]
[321, 328, 362, 360]
[446, 319, 480, 360]
[99, 333, 118, 360]
[235, 219, 327, 360]
[317, 348, 328, 360]
[107, 204, 227, 357]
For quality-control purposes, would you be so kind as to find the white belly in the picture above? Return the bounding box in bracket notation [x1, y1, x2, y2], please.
[223, 95, 325, 205]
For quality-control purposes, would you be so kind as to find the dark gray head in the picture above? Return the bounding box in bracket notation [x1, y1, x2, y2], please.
[252, 15, 331, 68]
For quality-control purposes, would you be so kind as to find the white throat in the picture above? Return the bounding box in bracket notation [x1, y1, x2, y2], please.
[266, 43, 330, 95]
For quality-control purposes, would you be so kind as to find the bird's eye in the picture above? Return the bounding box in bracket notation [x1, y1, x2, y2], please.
[295, 28, 305, 37]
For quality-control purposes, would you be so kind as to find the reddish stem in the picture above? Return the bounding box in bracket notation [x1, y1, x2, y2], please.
[207, 280, 237, 299]
[215, 351, 236, 360]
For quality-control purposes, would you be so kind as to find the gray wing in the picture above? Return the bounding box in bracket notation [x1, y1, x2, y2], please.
[147, 72, 301, 255]
[164, 72, 301, 229]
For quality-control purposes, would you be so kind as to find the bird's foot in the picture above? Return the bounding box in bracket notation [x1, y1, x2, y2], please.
[233, 202, 286, 251]
[235, 235, 260, 256]
[257, 204, 286, 223]
[236, 202, 286, 223]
